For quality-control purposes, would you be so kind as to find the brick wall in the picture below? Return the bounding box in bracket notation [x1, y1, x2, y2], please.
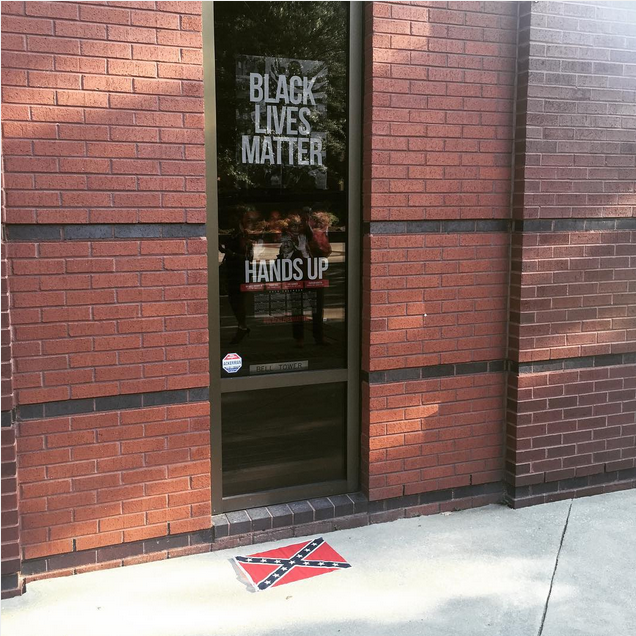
[507, 363, 635, 491]
[8, 238, 207, 405]
[509, 229, 635, 362]
[2, 121, 22, 598]
[1, 1, 204, 228]
[1, 0, 210, 579]
[364, 371, 505, 501]
[506, 0, 636, 503]
[364, 2, 517, 222]
[1, 425, 21, 597]
[1, 225, 14, 412]
[1, 0, 635, 588]
[17, 402, 210, 563]
[361, 1, 517, 501]
[514, 1, 636, 220]
[365, 231, 509, 373]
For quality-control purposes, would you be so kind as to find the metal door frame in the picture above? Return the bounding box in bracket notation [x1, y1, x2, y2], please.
[203, 2, 363, 514]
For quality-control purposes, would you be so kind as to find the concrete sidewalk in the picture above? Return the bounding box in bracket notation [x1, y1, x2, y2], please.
[2, 489, 634, 636]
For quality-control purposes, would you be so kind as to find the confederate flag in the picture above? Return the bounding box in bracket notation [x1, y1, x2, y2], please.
[234, 537, 351, 592]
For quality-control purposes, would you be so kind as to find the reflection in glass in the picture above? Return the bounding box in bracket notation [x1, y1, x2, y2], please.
[222, 383, 347, 496]
[214, 2, 350, 377]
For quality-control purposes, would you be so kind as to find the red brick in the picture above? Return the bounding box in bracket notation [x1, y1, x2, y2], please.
[169, 517, 210, 535]
[131, 10, 179, 30]
[21, 509, 72, 530]
[108, 58, 157, 77]
[157, 62, 200, 80]
[23, 540, 73, 560]
[122, 524, 166, 543]
[79, 5, 131, 26]
[83, 74, 132, 92]
[72, 473, 120, 492]
[25, 3, 79, 19]
[99, 512, 146, 532]
[2, 15, 53, 35]
[75, 531, 123, 551]
[75, 502, 122, 522]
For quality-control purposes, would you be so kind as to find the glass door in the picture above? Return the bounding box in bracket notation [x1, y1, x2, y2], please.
[204, 1, 361, 512]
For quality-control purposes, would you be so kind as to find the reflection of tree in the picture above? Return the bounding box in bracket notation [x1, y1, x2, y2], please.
[214, 1, 348, 193]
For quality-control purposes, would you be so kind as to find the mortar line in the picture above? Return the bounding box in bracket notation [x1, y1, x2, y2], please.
[538, 498, 574, 636]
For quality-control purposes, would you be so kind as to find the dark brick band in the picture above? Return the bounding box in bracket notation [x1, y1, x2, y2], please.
[366, 220, 510, 234]
[363, 218, 635, 236]
[514, 352, 636, 375]
[505, 468, 636, 509]
[1, 410, 14, 428]
[1, 573, 21, 598]
[16, 387, 210, 421]
[4, 223, 206, 241]
[21, 527, 213, 577]
[211, 483, 504, 549]
[364, 360, 505, 384]
[366, 481, 504, 515]
[364, 352, 636, 384]
[215, 483, 503, 538]
[514, 218, 636, 233]
[26, 353, 633, 417]
[7, 219, 631, 241]
[213, 492, 369, 538]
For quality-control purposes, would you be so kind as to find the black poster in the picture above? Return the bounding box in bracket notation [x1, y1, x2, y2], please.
[214, 2, 350, 377]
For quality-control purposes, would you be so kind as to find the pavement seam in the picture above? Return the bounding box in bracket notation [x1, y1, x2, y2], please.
[537, 498, 574, 636]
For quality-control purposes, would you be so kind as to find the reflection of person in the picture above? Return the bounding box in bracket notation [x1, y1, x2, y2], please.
[219, 206, 263, 344]
[266, 210, 285, 243]
[308, 209, 333, 346]
[279, 207, 333, 347]
[309, 211, 333, 258]
[283, 211, 312, 258]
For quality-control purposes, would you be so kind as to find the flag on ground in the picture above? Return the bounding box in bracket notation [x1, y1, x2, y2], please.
[233, 537, 351, 592]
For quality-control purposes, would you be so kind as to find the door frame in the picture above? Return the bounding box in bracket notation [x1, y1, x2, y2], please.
[203, 1, 363, 514]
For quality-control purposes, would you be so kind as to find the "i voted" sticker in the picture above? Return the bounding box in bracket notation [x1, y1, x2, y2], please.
[222, 353, 242, 374]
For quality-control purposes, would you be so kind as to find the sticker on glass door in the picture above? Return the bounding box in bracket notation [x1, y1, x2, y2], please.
[222, 353, 243, 374]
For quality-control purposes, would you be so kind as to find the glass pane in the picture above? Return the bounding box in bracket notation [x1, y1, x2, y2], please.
[222, 383, 347, 496]
[214, 2, 350, 377]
